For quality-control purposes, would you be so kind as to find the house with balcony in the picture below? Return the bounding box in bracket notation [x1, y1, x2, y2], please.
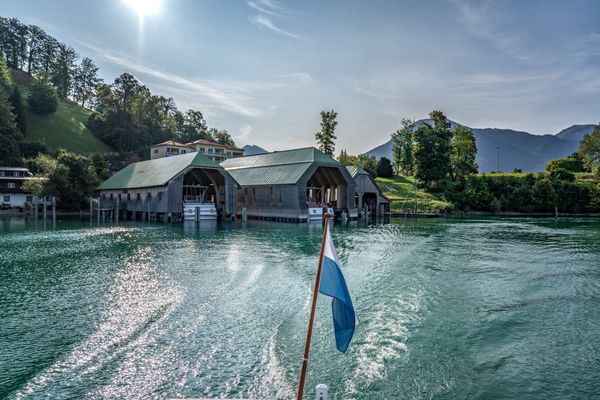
[187, 139, 244, 162]
[0, 167, 43, 208]
[150, 140, 193, 160]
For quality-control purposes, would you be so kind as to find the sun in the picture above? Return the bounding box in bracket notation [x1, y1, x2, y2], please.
[124, 0, 162, 17]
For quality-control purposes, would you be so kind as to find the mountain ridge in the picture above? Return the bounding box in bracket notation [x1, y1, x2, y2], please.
[365, 120, 596, 172]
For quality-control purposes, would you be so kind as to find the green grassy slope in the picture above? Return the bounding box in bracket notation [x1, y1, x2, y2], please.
[375, 176, 452, 212]
[11, 68, 113, 153]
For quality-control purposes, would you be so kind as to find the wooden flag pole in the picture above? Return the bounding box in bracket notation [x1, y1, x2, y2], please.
[297, 213, 331, 400]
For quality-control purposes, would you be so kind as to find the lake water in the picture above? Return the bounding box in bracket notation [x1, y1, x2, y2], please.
[1, 217, 599, 399]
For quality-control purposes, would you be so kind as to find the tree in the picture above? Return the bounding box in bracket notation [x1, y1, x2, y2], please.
[337, 149, 358, 166]
[38, 34, 58, 75]
[377, 157, 394, 178]
[579, 124, 600, 174]
[9, 86, 26, 133]
[25, 25, 45, 74]
[412, 110, 452, 188]
[356, 154, 378, 177]
[546, 157, 585, 174]
[19, 140, 48, 158]
[178, 109, 209, 143]
[391, 118, 414, 174]
[0, 57, 12, 92]
[450, 124, 477, 180]
[0, 89, 22, 165]
[51, 43, 78, 98]
[315, 110, 337, 157]
[73, 57, 100, 107]
[211, 128, 235, 146]
[28, 73, 58, 114]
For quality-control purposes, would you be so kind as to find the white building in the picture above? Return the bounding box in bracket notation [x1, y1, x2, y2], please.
[0, 167, 43, 208]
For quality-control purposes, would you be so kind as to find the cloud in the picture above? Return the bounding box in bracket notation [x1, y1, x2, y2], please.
[236, 124, 253, 143]
[247, 0, 280, 16]
[279, 72, 312, 83]
[448, 0, 529, 61]
[249, 14, 300, 39]
[75, 40, 265, 118]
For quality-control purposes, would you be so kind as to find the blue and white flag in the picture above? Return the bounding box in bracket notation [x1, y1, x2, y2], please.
[318, 229, 357, 353]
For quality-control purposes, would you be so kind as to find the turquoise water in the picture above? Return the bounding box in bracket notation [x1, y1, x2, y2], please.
[1, 217, 599, 399]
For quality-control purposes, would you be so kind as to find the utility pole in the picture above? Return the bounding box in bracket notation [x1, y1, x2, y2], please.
[496, 146, 500, 172]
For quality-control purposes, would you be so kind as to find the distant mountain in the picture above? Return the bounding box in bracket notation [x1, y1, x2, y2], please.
[365, 120, 596, 172]
[555, 124, 597, 142]
[242, 144, 268, 156]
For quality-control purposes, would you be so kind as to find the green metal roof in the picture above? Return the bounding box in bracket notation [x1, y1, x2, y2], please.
[345, 165, 370, 177]
[97, 152, 222, 190]
[220, 147, 343, 186]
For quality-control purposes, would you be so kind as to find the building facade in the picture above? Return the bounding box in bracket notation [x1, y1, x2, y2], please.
[150, 139, 244, 162]
[221, 147, 358, 221]
[346, 166, 390, 216]
[150, 140, 193, 160]
[0, 167, 43, 208]
[97, 152, 238, 221]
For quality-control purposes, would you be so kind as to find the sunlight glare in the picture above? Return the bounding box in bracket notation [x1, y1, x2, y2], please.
[125, 0, 162, 17]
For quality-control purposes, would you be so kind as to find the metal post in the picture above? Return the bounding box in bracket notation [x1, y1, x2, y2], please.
[34, 197, 39, 219]
[116, 201, 120, 223]
[89, 195, 93, 223]
[297, 213, 331, 400]
[43, 197, 47, 220]
[52, 197, 56, 225]
[196, 206, 200, 222]
[97, 198, 100, 224]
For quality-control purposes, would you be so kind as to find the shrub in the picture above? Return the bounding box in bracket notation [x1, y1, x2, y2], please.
[27, 77, 58, 115]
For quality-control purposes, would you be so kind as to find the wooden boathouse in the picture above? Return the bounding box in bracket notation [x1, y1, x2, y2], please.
[221, 147, 358, 221]
[96, 152, 238, 221]
[346, 166, 390, 216]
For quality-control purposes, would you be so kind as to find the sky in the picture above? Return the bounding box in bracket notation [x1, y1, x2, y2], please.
[2, 0, 600, 153]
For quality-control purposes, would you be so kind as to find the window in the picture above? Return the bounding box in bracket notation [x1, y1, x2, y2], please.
[199, 147, 205, 153]
[7, 182, 15, 188]
[0, 171, 4, 177]
[3, 195, 9, 202]
[147, 192, 152, 200]
[208, 148, 214, 154]
[26, 196, 33, 202]
[153, 149, 159, 154]
[127, 193, 131, 200]
[109, 193, 114, 200]
[136, 193, 141, 201]
[158, 191, 163, 201]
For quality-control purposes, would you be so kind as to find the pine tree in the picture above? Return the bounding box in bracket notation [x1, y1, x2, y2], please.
[315, 110, 337, 157]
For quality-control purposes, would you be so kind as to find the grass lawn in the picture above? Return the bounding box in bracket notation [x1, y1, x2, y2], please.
[13, 68, 113, 154]
[375, 175, 452, 212]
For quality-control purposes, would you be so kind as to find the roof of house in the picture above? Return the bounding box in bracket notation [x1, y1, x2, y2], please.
[187, 139, 243, 151]
[97, 152, 222, 190]
[345, 165, 370, 177]
[220, 147, 343, 186]
[152, 140, 190, 147]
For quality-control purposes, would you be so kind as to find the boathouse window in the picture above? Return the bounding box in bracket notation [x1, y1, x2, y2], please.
[158, 191, 163, 201]
[136, 193, 141, 201]
[127, 193, 131, 200]
[279, 188, 282, 205]
[109, 194, 113, 200]
[118, 194, 122, 200]
[253, 188, 256, 203]
[147, 193, 152, 200]
[102, 194, 106, 200]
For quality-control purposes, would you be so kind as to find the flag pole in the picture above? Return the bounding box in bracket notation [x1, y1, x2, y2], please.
[296, 212, 331, 400]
